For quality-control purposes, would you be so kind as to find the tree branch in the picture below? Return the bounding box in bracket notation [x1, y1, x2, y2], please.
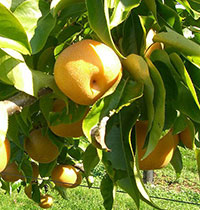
[2, 88, 52, 116]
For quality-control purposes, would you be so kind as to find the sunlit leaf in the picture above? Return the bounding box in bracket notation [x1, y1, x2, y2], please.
[109, 0, 141, 29]
[14, 0, 56, 54]
[0, 2, 31, 54]
[86, 0, 124, 58]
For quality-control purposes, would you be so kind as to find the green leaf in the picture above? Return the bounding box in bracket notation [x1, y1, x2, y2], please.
[122, 54, 154, 137]
[0, 49, 62, 97]
[195, 147, 200, 178]
[177, 0, 200, 19]
[54, 186, 68, 199]
[32, 183, 41, 203]
[0, 2, 31, 54]
[39, 160, 57, 178]
[20, 158, 32, 183]
[0, 82, 17, 100]
[144, 0, 157, 20]
[153, 28, 200, 57]
[119, 105, 161, 209]
[121, 12, 145, 56]
[14, 0, 56, 54]
[82, 144, 100, 177]
[0, 102, 8, 144]
[7, 116, 23, 149]
[156, 1, 182, 33]
[109, 0, 141, 29]
[104, 113, 140, 208]
[170, 147, 183, 180]
[50, 0, 84, 16]
[143, 58, 166, 159]
[169, 53, 200, 110]
[151, 50, 200, 123]
[100, 174, 116, 210]
[86, 0, 124, 58]
[83, 78, 143, 145]
[172, 114, 188, 135]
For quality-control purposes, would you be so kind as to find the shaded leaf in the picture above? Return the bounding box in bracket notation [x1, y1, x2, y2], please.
[82, 144, 100, 177]
[170, 147, 183, 179]
[100, 174, 116, 210]
[39, 160, 57, 178]
[143, 58, 165, 159]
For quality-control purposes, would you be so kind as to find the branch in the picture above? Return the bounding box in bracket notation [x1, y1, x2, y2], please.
[2, 88, 52, 116]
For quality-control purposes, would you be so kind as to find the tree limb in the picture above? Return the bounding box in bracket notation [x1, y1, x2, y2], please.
[2, 88, 52, 116]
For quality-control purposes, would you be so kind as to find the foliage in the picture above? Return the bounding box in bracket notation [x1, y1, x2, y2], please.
[0, 0, 200, 209]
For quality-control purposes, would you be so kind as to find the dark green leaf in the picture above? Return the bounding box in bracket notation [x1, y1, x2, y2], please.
[170, 147, 183, 179]
[20, 158, 32, 183]
[122, 12, 145, 56]
[39, 160, 57, 177]
[32, 183, 41, 203]
[156, 1, 182, 33]
[100, 174, 116, 210]
[143, 58, 166, 159]
[82, 144, 100, 177]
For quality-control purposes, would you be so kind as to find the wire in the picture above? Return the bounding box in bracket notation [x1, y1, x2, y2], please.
[1, 172, 200, 206]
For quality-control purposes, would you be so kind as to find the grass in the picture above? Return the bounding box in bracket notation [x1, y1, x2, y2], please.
[0, 147, 199, 210]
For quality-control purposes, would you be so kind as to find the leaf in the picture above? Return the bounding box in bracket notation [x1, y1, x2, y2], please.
[0, 2, 31, 54]
[104, 110, 140, 208]
[20, 158, 32, 183]
[86, 0, 124, 58]
[119, 105, 161, 209]
[109, 0, 141, 29]
[14, 0, 56, 54]
[143, 58, 166, 159]
[32, 183, 41, 203]
[172, 114, 188, 135]
[122, 54, 154, 136]
[82, 144, 100, 177]
[195, 147, 200, 179]
[0, 49, 62, 97]
[83, 78, 143, 146]
[50, 0, 84, 16]
[39, 160, 57, 178]
[169, 53, 200, 110]
[151, 50, 200, 123]
[121, 12, 146, 56]
[0, 102, 8, 145]
[144, 0, 157, 20]
[100, 174, 116, 210]
[170, 147, 183, 180]
[153, 28, 200, 57]
[177, 0, 200, 19]
[6, 116, 23, 149]
[156, 1, 182, 33]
